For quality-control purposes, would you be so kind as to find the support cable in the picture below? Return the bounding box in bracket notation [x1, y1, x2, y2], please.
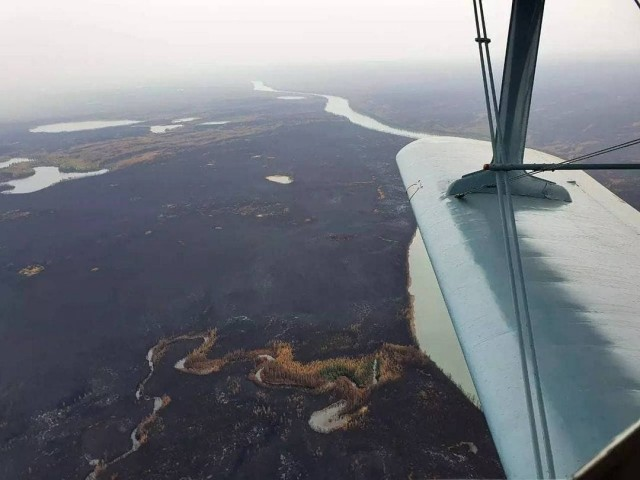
[510, 136, 640, 181]
[455, 136, 640, 197]
[501, 171, 556, 478]
[478, 2, 555, 472]
[495, 170, 543, 478]
[472, 0, 498, 155]
[477, 0, 504, 164]
[472, 1, 555, 476]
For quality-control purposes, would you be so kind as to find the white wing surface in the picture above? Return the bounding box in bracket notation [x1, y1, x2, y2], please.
[397, 136, 640, 478]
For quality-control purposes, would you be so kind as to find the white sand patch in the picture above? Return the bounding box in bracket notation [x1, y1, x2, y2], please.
[308, 400, 350, 433]
[199, 121, 229, 125]
[130, 427, 141, 452]
[150, 125, 183, 134]
[266, 175, 293, 184]
[136, 347, 156, 400]
[461, 441, 478, 454]
[153, 397, 164, 413]
[174, 334, 211, 372]
[254, 355, 275, 383]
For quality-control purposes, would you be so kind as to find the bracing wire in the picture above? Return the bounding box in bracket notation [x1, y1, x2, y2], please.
[477, 0, 503, 164]
[477, 0, 556, 474]
[457, 0, 640, 197]
[471, 0, 497, 154]
[459, 130, 640, 196]
[510, 136, 640, 181]
[472, 1, 555, 476]
[495, 171, 543, 477]
[456, 136, 640, 197]
[502, 171, 556, 479]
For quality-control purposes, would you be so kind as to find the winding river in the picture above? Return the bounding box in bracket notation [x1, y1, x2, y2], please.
[253, 80, 478, 402]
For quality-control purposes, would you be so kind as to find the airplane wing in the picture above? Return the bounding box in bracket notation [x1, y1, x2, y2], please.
[396, 136, 640, 478]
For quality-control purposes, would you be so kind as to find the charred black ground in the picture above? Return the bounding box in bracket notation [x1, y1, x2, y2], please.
[0, 94, 504, 479]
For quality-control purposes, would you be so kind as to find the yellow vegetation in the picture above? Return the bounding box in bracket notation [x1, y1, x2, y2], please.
[0, 162, 35, 181]
[346, 405, 370, 429]
[150, 331, 211, 365]
[90, 326, 428, 477]
[180, 329, 272, 375]
[41, 120, 275, 174]
[18, 264, 44, 277]
[172, 330, 427, 415]
[137, 395, 171, 446]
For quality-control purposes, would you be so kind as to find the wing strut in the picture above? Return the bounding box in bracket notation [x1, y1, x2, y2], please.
[495, 0, 544, 166]
[462, 1, 557, 477]
[446, 0, 570, 201]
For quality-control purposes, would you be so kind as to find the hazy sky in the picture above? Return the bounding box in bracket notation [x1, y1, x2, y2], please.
[1, 0, 639, 93]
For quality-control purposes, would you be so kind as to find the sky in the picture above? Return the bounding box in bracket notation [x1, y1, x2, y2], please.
[1, 0, 639, 94]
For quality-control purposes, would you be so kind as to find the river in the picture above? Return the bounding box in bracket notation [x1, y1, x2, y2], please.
[253, 80, 478, 402]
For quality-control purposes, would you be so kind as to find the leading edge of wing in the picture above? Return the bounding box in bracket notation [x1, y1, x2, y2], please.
[396, 135, 640, 479]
